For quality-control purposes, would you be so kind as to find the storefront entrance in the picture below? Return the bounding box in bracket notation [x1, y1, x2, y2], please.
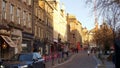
[0, 35, 16, 59]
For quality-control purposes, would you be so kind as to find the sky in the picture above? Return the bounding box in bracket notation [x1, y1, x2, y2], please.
[60, 0, 97, 30]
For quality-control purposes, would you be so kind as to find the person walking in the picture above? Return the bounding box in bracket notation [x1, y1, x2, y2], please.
[50, 44, 55, 66]
[64, 45, 69, 57]
[58, 45, 63, 63]
[87, 50, 90, 56]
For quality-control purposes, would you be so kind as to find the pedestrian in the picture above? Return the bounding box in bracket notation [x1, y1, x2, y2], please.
[58, 45, 63, 63]
[50, 44, 55, 65]
[87, 50, 90, 56]
[76, 47, 79, 53]
[64, 45, 69, 57]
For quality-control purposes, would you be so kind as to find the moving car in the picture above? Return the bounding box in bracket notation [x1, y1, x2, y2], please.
[2, 52, 45, 68]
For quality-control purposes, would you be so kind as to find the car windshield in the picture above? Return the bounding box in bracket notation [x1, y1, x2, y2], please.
[19, 53, 33, 61]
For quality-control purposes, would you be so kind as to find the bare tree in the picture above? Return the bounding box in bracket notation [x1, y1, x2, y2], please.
[93, 23, 113, 50]
[85, 0, 120, 67]
[86, 0, 120, 33]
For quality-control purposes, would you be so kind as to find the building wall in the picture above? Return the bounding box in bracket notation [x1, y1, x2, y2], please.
[59, 12, 67, 42]
[67, 14, 77, 47]
[43, 1, 53, 55]
[0, 0, 1, 21]
[0, 0, 33, 58]
[34, 1, 45, 39]
[49, 0, 67, 43]
[67, 14, 83, 48]
[33, 0, 54, 55]
[44, 1, 53, 42]
[82, 27, 88, 47]
[66, 13, 70, 44]
[76, 21, 82, 45]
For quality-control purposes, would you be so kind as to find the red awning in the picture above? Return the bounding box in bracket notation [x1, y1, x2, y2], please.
[1, 35, 17, 47]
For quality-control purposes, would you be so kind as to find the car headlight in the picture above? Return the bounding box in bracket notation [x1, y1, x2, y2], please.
[0, 65, 4, 68]
[19, 65, 28, 68]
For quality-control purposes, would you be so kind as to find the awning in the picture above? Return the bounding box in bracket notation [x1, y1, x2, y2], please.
[1, 35, 17, 47]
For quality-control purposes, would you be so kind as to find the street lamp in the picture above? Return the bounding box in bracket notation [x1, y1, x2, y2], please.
[2, 42, 7, 49]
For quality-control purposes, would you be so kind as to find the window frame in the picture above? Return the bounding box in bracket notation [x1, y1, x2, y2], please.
[17, 8, 21, 24]
[10, 4, 14, 22]
[2, 0, 7, 19]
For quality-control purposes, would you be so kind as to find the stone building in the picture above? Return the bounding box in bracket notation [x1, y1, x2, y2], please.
[82, 27, 88, 47]
[48, 0, 67, 43]
[66, 13, 71, 46]
[33, 0, 45, 55]
[0, 0, 33, 59]
[33, 0, 53, 55]
[42, 1, 53, 55]
[76, 21, 82, 49]
[21, 0, 33, 53]
[67, 14, 82, 49]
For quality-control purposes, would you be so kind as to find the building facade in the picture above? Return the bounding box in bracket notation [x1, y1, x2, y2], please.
[81, 27, 88, 47]
[33, 0, 54, 55]
[48, 0, 67, 43]
[67, 14, 82, 49]
[0, 0, 33, 59]
[0, 0, 85, 59]
[33, 0, 45, 55]
[20, 0, 33, 53]
[76, 21, 82, 49]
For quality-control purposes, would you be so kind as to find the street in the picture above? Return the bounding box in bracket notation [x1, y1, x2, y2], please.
[53, 51, 97, 68]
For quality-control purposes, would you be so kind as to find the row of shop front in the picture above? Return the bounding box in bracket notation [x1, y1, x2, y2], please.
[0, 27, 54, 60]
[0, 25, 78, 60]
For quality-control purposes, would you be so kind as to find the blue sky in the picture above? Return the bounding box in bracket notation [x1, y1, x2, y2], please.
[60, 0, 97, 30]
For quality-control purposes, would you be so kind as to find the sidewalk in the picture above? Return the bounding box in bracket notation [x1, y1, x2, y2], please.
[104, 60, 115, 68]
[93, 54, 115, 68]
[45, 58, 59, 68]
[45, 52, 74, 68]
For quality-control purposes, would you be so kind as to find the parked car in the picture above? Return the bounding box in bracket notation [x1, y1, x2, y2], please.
[2, 52, 45, 68]
[0, 59, 4, 68]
